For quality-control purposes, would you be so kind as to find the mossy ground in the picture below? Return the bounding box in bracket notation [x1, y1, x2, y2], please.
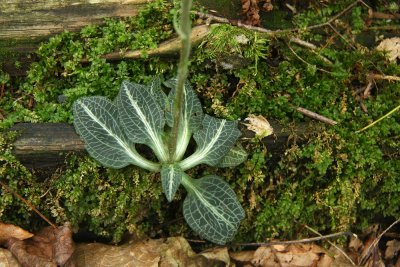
[0, 0, 399, 243]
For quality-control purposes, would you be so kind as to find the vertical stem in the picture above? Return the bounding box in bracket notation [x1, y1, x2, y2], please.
[169, 0, 193, 160]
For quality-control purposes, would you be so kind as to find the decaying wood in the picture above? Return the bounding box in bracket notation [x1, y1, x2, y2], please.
[82, 24, 211, 62]
[10, 123, 85, 169]
[0, 0, 156, 75]
[10, 121, 311, 169]
[0, 0, 154, 41]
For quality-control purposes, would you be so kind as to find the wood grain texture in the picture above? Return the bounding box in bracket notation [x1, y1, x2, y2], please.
[11, 123, 85, 169]
[10, 121, 311, 169]
[0, 0, 151, 40]
[0, 0, 156, 75]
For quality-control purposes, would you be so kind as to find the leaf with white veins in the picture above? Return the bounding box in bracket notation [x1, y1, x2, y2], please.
[216, 143, 247, 167]
[117, 81, 168, 162]
[179, 115, 241, 170]
[182, 174, 245, 245]
[161, 164, 183, 202]
[73, 96, 159, 171]
[148, 77, 168, 111]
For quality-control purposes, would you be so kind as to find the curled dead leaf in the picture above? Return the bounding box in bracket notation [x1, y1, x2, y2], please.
[0, 223, 33, 246]
[252, 244, 328, 267]
[5, 223, 75, 267]
[244, 114, 273, 139]
[376, 37, 400, 62]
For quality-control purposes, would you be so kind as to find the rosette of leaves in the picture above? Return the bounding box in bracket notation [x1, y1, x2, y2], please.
[73, 77, 247, 245]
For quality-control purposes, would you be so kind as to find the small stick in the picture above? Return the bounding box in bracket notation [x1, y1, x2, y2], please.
[0, 83, 4, 98]
[369, 11, 400, 20]
[368, 74, 400, 82]
[303, 224, 356, 266]
[356, 104, 400, 133]
[289, 37, 333, 65]
[236, 231, 352, 247]
[289, 37, 317, 49]
[359, 218, 400, 265]
[295, 106, 338, 126]
[286, 43, 332, 74]
[0, 180, 57, 229]
[194, 0, 361, 34]
[363, 81, 374, 99]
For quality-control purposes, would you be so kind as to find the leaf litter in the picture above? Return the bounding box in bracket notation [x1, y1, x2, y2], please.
[1, 222, 400, 266]
[0, 222, 75, 267]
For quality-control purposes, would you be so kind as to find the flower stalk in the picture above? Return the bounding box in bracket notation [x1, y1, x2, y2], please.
[169, 0, 193, 161]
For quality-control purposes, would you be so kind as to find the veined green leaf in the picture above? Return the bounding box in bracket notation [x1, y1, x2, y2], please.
[117, 80, 168, 162]
[164, 79, 204, 160]
[73, 96, 159, 171]
[182, 174, 245, 245]
[148, 77, 168, 112]
[179, 115, 241, 170]
[161, 164, 183, 202]
[216, 143, 247, 167]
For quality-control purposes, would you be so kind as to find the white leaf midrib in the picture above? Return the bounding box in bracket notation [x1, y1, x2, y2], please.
[183, 176, 235, 229]
[78, 100, 158, 171]
[123, 84, 168, 162]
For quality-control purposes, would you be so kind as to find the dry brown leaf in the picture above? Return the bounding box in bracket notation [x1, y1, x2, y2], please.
[252, 244, 328, 267]
[0, 248, 21, 267]
[200, 246, 230, 265]
[385, 239, 400, 261]
[74, 237, 223, 267]
[241, 0, 273, 26]
[244, 114, 273, 139]
[5, 223, 75, 267]
[318, 254, 334, 267]
[0, 223, 33, 245]
[376, 37, 400, 62]
[230, 250, 254, 265]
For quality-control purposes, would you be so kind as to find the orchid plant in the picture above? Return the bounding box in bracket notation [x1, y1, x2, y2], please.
[72, 0, 246, 245]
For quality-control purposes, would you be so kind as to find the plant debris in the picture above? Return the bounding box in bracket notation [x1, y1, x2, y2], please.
[241, 0, 273, 26]
[244, 114, 273, 139]
[3, 223, 75, 267]
[376, 37, 400, 62]
[0, 223, 33, 244]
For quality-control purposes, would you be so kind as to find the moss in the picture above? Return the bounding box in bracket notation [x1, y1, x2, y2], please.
[0, 0, 399, 243]
[0, 131, 46, 230]
[47, 155, 166, 242]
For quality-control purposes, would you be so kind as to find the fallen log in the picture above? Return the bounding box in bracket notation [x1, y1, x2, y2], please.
[0, 0, 156, 75]
[10, 121, 311, 170]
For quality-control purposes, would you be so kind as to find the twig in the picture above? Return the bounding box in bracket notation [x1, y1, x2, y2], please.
[366, 25, 400, 31]
[289, 37, 317, 50]
[363, 81, 374, 99]
[295, 106, 338, 126]
[194, 0, 361, 34]
[289, 37, 333, 65]
[0, 180, 57, 229]
[327, 23, 357, 50]
[303, 224, 356, 266]
[286, 43, 332, 74]
[359, 218, 400, 265]
[356, 103, 400, 133]
[235, 231, 352, 247]
[369, 11, 400, 20]
[368, 73, 400, 82]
